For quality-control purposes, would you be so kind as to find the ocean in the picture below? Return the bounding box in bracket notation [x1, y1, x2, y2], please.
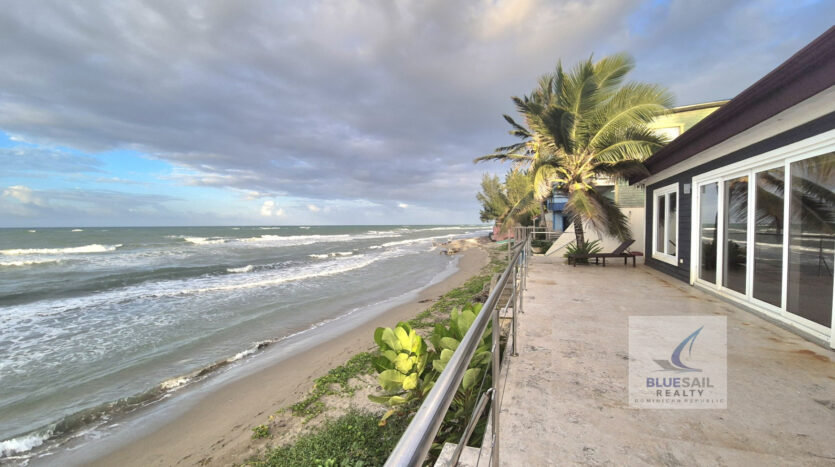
[0, 224, 488, 463]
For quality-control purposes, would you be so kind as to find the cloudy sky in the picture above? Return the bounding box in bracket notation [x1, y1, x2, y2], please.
[1, 0, 832, 227]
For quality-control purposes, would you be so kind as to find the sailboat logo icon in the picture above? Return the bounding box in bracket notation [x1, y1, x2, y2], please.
[653, 326, 704, 373]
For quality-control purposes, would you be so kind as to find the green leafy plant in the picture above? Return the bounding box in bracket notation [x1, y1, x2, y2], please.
[368, 322, 435, 425]
[252, 424, 270, 439]
[430, 304, 491, 377]
[564, 239, 603, 264]
[429, 303, 493, 450]
[531, 239, 553, 253]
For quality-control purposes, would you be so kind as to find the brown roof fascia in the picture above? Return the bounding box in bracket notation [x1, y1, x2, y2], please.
[635, 25, 835, 182]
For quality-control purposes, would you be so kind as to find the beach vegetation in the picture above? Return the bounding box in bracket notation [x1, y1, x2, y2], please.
[368, 303, 495, 453]
[407, 256, 505, 329]
[252, 424, 270, 439]
[476, 53, 672, 247]
[531, 238, 553, 252]
[290, 352, 376, 420]
[250, 410, 409, 467]
[368, 322, 435, 425]
[428, 303, 493, 449]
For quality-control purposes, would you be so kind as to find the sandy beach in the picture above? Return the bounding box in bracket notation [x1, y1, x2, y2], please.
[84, 241, 489, 466]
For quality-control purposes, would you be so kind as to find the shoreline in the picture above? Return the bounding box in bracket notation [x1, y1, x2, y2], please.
[75, 242, 489, 466]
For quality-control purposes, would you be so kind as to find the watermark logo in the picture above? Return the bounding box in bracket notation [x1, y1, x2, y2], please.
[629, 316, 726, 409]
[654, 326, 703, 372]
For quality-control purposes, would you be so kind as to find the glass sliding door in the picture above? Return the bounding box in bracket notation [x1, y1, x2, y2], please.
[787, 152, 835, 328]
[693, 146, 835, 338]
[753, 168, 785, 307]
[723, 176, 748, 294]
[667, 193, 677, 255]
[656, 195, 666, 255]
[653, 184, 678, 263]
[699, 183, 719, 283]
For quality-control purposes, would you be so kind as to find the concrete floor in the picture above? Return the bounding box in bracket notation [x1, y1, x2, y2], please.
[498, 257, 835, 466]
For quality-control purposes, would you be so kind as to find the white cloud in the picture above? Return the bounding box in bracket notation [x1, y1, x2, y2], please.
[260, 200, 285, 217]
[2, 185, 44, 206]
[260, 200, 275, 216]
[307, 204, 321, 212]
[398, 203, 409, 209]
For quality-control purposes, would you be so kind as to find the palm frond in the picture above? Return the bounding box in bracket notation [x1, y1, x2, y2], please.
[592, 53, 634, 98]
[593, 126, 666, 163]
[533, 165, 557, 201]
[586, 82, 673, 150]
[502, 114, 532, 139]
[592, 159, 649, 181]
[473, 152, 533, 164]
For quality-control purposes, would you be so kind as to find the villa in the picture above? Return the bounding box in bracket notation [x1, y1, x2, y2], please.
[635, 25, 835, 349]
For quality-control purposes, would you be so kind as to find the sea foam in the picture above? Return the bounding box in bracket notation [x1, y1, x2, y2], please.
[0, 259, 61, 267]
[0, 431, 50, 457]
[183, 237, 227, 245]
[0, 244, 121, 256]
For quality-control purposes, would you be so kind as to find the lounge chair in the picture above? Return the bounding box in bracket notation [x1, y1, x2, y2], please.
[568, 239, 641, 267]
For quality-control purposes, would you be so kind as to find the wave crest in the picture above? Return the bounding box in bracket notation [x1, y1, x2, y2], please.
[0, 244, 121, 256]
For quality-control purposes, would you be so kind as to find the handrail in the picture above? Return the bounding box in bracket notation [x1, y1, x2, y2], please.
[384, 234, 530, 467]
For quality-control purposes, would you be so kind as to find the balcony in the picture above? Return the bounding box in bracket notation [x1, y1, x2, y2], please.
[498, 257, 835, 465]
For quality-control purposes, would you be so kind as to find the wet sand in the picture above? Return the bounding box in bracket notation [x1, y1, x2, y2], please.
[87, 243, 489, 466]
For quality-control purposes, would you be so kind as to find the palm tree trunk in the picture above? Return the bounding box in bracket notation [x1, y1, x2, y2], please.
[573, 216, 585, 247]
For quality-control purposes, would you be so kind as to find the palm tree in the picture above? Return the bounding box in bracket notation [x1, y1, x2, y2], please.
[476, 53, 673, 246]
[476, 171, 541, 233]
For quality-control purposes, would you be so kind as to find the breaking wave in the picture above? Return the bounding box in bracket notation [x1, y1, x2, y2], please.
[0, 244, 121, 256]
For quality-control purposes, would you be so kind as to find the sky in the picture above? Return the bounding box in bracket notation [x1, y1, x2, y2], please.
[0, 0, 833, 227]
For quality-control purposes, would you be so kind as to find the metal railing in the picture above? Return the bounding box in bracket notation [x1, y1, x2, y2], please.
[384, 233, 531, 467]
[514, 226, 561, 241]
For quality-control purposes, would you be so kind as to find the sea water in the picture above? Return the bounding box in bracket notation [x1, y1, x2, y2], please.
[0, 225, 487, 463]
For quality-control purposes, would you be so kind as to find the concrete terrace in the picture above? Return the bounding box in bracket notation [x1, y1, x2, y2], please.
[499, 256, 835, 466]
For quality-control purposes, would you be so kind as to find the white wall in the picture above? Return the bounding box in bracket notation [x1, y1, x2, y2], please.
[545, 207, 645, 263]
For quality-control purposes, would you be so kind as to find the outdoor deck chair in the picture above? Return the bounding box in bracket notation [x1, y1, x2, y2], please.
[567, 239, 640, 267]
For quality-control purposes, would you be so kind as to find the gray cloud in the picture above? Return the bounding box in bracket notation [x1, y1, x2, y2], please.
[0, 0, 832, 224]
[1, 146, 102, 176]
[0, 184, 186, 226]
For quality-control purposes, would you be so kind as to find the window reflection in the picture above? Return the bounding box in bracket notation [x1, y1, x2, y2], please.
[700, 183, 718, 283]
[723, 176, 748, 294]
[787, 152, 835, 327]
[657, 195, 665, 254]
[667, 192, 677, 255]
[753, 168, 784, 307]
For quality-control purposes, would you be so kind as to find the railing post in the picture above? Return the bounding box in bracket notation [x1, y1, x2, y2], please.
[511, 253, 518, 357]
[518, 244, 524, 320]
[491, 296, 501, 467]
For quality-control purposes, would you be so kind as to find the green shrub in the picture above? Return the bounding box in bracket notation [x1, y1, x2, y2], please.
[429, 304, 493, 450]
[252, 424, 270, 439]
[368, 303, 495, 455]
[251, 410, 409, 467]
[564, 240, 602, 264]
[531, 239, 553, 251]
[368, 322, 435, 425]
